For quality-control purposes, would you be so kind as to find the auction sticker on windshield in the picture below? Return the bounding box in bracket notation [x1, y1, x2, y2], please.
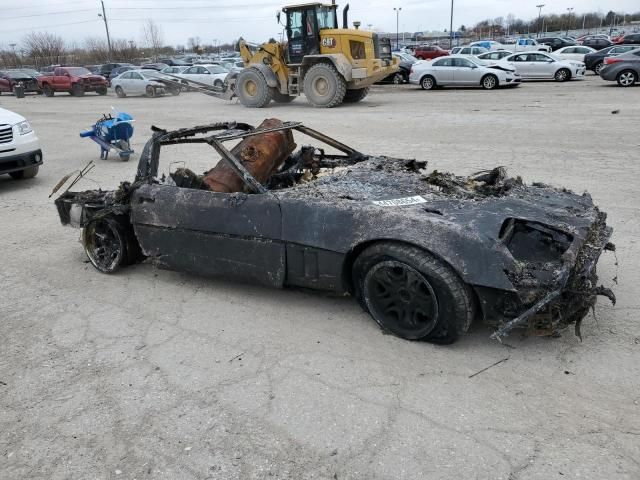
[372, 196, 428, 207]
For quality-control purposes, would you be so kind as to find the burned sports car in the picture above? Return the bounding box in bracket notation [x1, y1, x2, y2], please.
[54, 119, 615, 344]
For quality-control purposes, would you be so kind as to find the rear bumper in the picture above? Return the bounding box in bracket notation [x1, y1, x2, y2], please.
[0, 149, 43, 175]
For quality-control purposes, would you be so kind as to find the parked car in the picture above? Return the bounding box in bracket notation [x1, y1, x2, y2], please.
[511, 38, 552, 53]
[141, 63, 169, 71]
[599, 48, 640, 87]
[582, 37, 613, 50]
[378, 53, 414, 84]
[613, 33, 640, 45]
[177, 64, 229, 87]
[577, 34, 609, 44]
[37, 66, 108, 96]
[413, 45, 449, 60]
[409, 55, 520, 90]
[553, 46, 596, 62]
[476, 50, 513, 61]
[584, 45, 639, 74]
[0, 107, 42, 180]
[503, 52, 585, 81]
[450, 46, 488, 56]
[160, 66, 189, 75]
[16, 68, 42, 79]
[158, 58, 191, 67]
[0, 70, 41, 95]
[470, 41, 508, 51]
[537, 37, 577, 51]
[111, 69, 182, 97]
[96, 63, 132, 79]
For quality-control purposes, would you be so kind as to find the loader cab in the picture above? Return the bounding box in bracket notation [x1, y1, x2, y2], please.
[283, 3, 338, 63]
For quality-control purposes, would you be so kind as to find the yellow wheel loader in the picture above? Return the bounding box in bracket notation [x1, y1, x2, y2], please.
[229, 2, 398, 108]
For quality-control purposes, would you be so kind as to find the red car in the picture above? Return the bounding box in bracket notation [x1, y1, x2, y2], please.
[37, 67, 108, 97]
[413, 45, 449, 60]
[0, 70, 40, 95]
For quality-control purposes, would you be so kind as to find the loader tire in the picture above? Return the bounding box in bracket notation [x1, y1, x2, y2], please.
[303, 63, 346, 108]
[342, 87, 369, 103]
[236, 68, 272, 108]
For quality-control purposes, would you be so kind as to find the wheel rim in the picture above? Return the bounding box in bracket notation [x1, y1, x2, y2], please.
[312, 76, 329, 96]
[146, 86, 154, 96]
[422, 77, 433, 89]
[243, 79, 257, 97]
[364, 260, 439, 339]
[116, 87, 123, 97]
[393, 73, 403, 84]
[619, 72, 634, 86]
[83, 220, 124, 273]
[595, 63, 603, 74]
[484, 76, 496, 88]
[556, 70, 568, 81]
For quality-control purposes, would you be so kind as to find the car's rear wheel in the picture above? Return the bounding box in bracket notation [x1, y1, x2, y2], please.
[481, 74, 498, 89]
[146, 85, 155, 97]
[352, 243, 475, 344]
[115, 86, 126, 98]
[554, 68, 571, 82]
[594, 62, 604, 75]
[82, 216, 141, 273]
[616, 70, 637, 87]
[420, 75, 436, 90]
[9, 166, 39, 180]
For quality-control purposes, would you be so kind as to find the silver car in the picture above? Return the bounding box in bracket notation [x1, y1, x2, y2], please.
[503, 52, 586, 81]
[409, 55, 521, 90]
[111, 69, 181, 97]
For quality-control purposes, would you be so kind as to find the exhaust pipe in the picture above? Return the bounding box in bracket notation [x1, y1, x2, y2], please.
[343, 3, 349, 29]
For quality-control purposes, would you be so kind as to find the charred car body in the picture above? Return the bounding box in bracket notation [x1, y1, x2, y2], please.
[54, 120, 614, 344]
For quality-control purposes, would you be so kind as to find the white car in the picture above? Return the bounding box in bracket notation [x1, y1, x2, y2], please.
[160, 66, 189, 75]
[177, 64, 229, 87]
[0, 107, 42, 179]
[409, 55, 521, 90]
[511, 38, 552, 53]
[450, 46, 488, 56]
[553, 45, 596, 62]
[111, 69, 181, 97]
[502, 52, 585, 81]
[476, 50, 513, 61]
[470, 41, 508, 51]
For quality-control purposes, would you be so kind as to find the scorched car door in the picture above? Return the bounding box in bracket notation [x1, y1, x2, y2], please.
[130, 184, 286, 287]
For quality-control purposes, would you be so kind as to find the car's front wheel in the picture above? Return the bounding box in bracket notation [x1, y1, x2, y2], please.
[616, 70, 637, 87]
[554, 68, 571, 82]
[145, 85, 156, 97]
[115, 86, 126, 98]
[420, 75, 436, 90]
[82, 216, 141, 273]
[352, 243, 475, 344]
[481, 74, 498, 90]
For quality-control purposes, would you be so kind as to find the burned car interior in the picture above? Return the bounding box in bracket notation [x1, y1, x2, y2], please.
[54, 119, 615, 344]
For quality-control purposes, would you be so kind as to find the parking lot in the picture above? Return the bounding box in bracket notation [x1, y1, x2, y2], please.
[1, 76, 639, 479]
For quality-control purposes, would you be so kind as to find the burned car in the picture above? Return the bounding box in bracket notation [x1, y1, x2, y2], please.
[54, 120, 615, 344]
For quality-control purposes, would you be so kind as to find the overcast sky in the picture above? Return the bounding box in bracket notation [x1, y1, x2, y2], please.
[1, 0, 638, 47]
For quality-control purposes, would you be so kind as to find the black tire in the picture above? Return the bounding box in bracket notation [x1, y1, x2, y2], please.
[42, 84, 54, 97]
[181, 80, 189, 92]
[115, 86, 126, 98]
[214, 79, 223, 88]
[554, 68, 571, 82]
[391, 72, 404, 84]
[236, 68, 272, 108]
[169, 87, 181, 96]
[82, 216, 141, 273]
[343, 87, 369, 103]
[96, 86, 107, 96]
[420, 75, 436, 90]
[481, 74, 498, 90]
[616, 69, 637, 87]
[352, 243, 475, 344]
[303, 63, 347, 108]
[594, 62, 604, 75]
[145, 85, 155, 97]
[9, 166, 39, 180]
[271, 89, 296, 103]
[71, 83, 85, 96]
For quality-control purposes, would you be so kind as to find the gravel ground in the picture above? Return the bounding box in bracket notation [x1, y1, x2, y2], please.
[1, 76, 639, 480]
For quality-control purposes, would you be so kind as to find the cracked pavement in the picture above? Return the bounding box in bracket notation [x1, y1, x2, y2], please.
[1, 77, 639, 479]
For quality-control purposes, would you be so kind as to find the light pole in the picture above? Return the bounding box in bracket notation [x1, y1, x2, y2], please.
[536, 4, 545, 38]
[393, 7, 401, 50]
[449, 0, 454, 48]
[566, 7, 574, 36]
[98, 0, 112, 61]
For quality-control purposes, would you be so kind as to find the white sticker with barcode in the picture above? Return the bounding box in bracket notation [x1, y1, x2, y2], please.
[372, 196, 427, 207]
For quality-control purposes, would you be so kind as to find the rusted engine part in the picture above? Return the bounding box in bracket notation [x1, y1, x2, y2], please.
[202, 118, 297, 193]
